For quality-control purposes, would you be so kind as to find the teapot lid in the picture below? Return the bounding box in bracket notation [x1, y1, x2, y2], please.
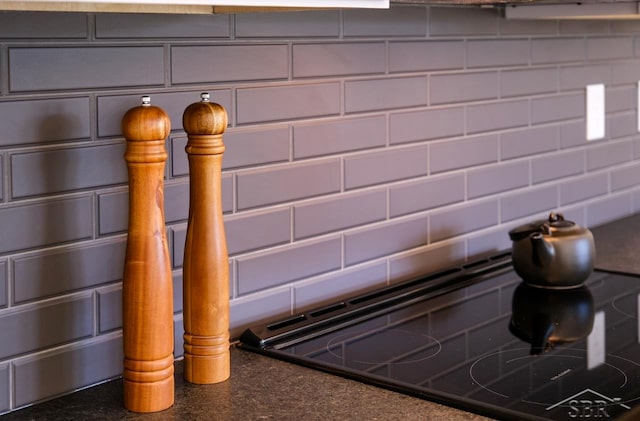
[508, 212, 575, 241]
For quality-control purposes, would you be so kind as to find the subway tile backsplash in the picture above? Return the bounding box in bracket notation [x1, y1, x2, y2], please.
[1, 5, 640, 413]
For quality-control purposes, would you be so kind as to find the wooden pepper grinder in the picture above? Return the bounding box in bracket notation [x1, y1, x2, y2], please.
[182, 92, 230, 384]
[121, 96, 174, 412]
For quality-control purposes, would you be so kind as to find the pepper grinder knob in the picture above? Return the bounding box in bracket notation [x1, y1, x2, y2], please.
[182, 92, 227, 137]
[122, 95, 170, 144]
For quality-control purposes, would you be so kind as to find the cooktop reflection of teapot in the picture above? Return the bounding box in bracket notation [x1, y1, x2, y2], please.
[509, 282, 595, 355]
[508, 212, 596, 289]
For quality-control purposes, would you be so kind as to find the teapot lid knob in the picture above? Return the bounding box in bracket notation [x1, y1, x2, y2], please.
[548, 212, 564, 222]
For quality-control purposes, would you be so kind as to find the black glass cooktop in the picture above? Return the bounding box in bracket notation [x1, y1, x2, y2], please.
[239, 252, 640, 421]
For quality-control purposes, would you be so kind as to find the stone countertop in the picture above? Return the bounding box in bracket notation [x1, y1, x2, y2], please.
[4, 213, 640, 421]
[1, 347, 488, 421]
[591, 212, 640, 275]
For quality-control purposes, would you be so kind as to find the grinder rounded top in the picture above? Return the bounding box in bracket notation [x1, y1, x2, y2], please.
[182, 92, 228, 136]
[121, 95, 171, 141]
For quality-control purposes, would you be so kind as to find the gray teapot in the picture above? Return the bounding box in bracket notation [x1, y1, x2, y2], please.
[508, 212, 596, 288]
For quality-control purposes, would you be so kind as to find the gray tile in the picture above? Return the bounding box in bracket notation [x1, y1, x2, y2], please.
[294, 190, 386, 239]
[389, 240, 466, 285]
[390, 173, 465, 217]
[559, 120, 588, 149]
[0, 12, 87, 38]
[467, 100, 529, 134]
[606, 86, 635, 113]
[0, 97, 90, 147]
[500, 18, 557, 35]
[13, 239, 126, 303]
[0, 293, 93, 360]
[225, 126, 290, 168]
[430, 72, 498, 105]
[230, 289, 291, 337]
[345, 215, 429, 266]
[500, 126, 558, 160]
[390, 107, 464, 145]
[174, 316, 183, 358]
[175, 126, 289, 174]
[430, 199, 498, 243]
[293, 42, 385, 78]
[294, 263, 387, 311]
[226, 208, 291, 255]
[237, 236, 341, 295]
[587, 37, 634, 60]
[0, 197, 92, 254]
[559, 64, 611, 91]
[343, 6, 427, 37]
[634, 191, 640, 214]
[235, 10, 340, 38]
[0, 261, 5, 308]
[97, 90, 232, 138]
[237, 159, 341, 210]
[560, 173, 609, 206]
[97, 285, 122, 333]
[560, 20, 609, 34]
[14, 335, 123, 408]
[466, 227, 512, 259]
[0, 157, 3, 201]
[173, 271, 184, 312]
[467, 161, 530, 199]
[237, 83, 340, 124]
[531, 38, 586, 64]
[531, 93, 584, 124]
[9, 46, 164, 92]
[11, 143, 127, 198]
[389, 41, 464, 73]
[222, 174, 233, 214]
[611, 62, 640, 85]
[344, 145, 428, 189]
[96, 13, 230, 38]
[608, 112, 637, 140]
[0, 363, 7, 413]
[164, 180, 189, 224]
[587, 140, 633, 171]
[98, 189, 128, 235]
[430, 134, 498, 173]
[171, 136, 189, 177]
[532, 150, 584, 184]
[429, 7, 498, 36]
[344, 76, 428, 114]
[171, 225, 186, 269]
[294, 115, 386, 159]
[612, 163, 640, 192]
[587, 193, 633, 228]
[611, 20, 640, 34]
[500, 67, 558, 98]
[500, 185, 558, 222]
[467, 39, 529, 68]
[172, 45, 288, 84]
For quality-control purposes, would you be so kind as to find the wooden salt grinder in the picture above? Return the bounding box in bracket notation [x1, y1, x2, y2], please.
[121, 96, 174, 412]
[182, 93, 230, 384]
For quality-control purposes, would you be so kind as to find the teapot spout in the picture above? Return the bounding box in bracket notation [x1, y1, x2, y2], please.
[530, 232, 554, 268]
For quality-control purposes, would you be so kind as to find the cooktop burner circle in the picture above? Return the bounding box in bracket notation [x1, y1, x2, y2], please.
[469, 348, 640, 409]
[325, 328, 442, 366]
[611, 293, 639, 320]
